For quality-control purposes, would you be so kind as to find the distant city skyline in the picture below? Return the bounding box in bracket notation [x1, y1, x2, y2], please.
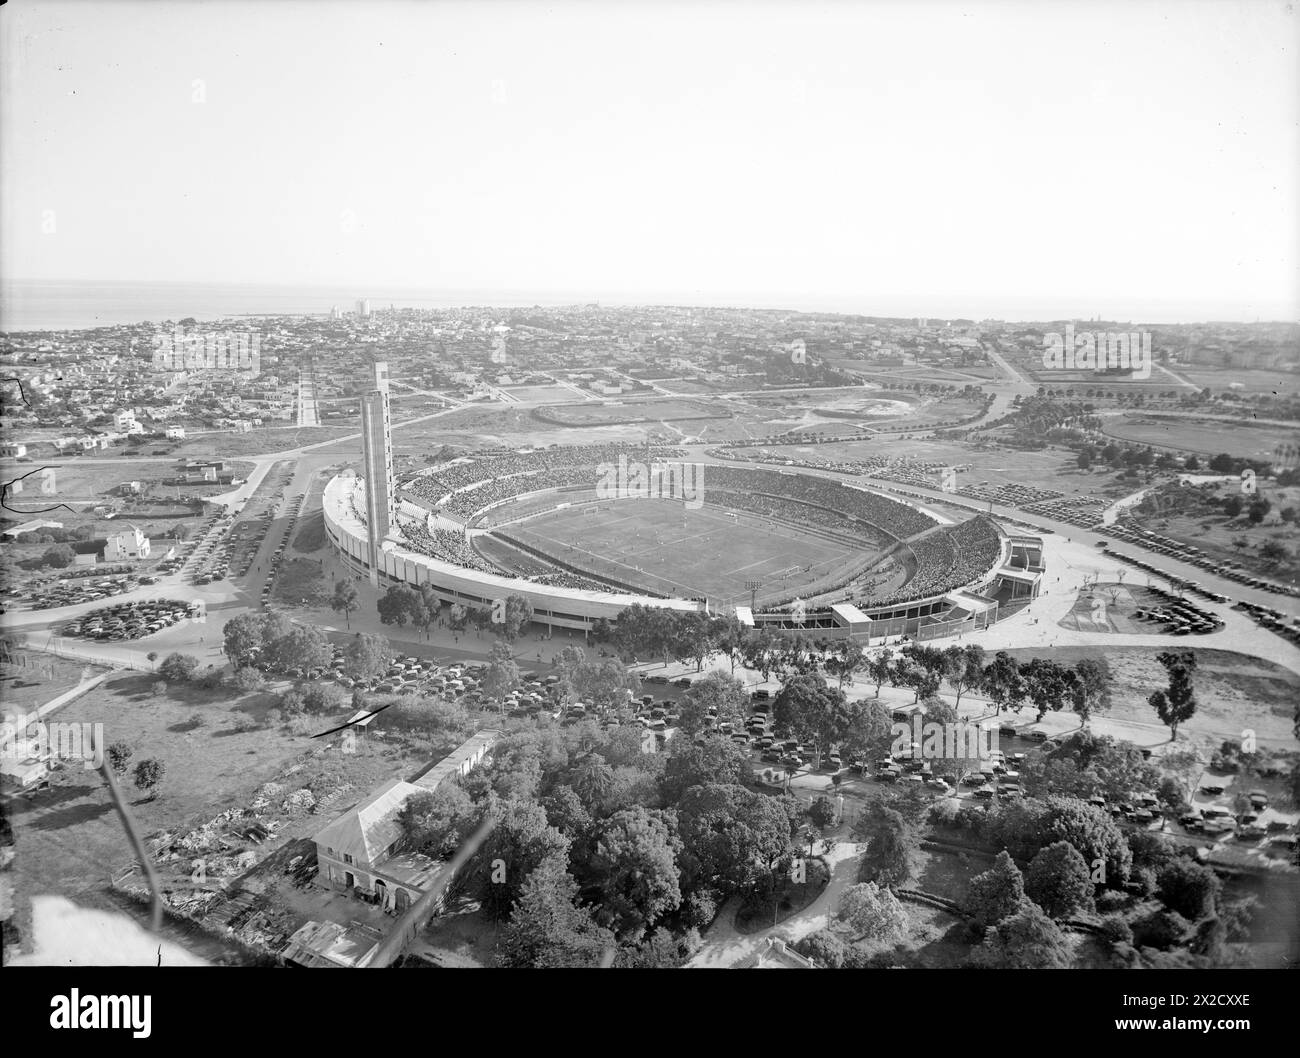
[3, 1, 1297, 323]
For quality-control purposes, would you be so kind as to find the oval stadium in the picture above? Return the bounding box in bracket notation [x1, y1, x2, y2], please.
[323, 443, 1044, 640]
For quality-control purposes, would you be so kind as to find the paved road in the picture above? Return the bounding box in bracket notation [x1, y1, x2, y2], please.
[688, 841, 864, 968]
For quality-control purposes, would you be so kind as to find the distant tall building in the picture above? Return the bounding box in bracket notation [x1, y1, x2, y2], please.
[330, 305, 342, 319]
[359, 361, 395, 586]
[356, 298, 371, 318]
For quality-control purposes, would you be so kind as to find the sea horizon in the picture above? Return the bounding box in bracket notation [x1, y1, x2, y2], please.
[1, 277, 1294, 333]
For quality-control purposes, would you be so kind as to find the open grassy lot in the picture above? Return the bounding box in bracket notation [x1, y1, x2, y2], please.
[1003, 645, 1300, 750]
[1100, 414, 1297, 461]
[1173, 366, 1300, 399]
[497, 497, 872, 608]
[2, 668, 465, 956]
[0, 654, 106, 713]
[5, 675, 327, 913]
[170, 426, 353, 459]
[535, 398, 729, 426]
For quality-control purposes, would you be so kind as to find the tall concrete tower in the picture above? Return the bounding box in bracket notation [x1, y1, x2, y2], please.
[359, 360, 395, 586]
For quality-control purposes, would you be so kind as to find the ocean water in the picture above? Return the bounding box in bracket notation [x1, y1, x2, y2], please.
[0, 280, 593, 333]
[0, 279, 1263, 332]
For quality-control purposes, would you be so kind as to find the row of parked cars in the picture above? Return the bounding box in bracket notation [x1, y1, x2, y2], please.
[259, 494, 306, 607]
[1232, 598, 1300, 647]
[1133, 585, 1225, 635]
[60, 598, 199, 641]
[1104, 522, 1298, 598]
[29, 574, 135, 610]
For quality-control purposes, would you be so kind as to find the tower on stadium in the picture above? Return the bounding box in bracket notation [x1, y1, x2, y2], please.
[359, 360, 395, 586]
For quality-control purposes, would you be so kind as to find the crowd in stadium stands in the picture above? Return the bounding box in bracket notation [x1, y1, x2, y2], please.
[711, 444, 1102, 533]
[400, 518, 496, 573]
[408, 443, 687, 497]
[704, 465, 937, 539]
[873, 515, 1003, 606]
[527, 571, 617, 592]
[439, 465, 597, 520]
[706, 489, 878, 543]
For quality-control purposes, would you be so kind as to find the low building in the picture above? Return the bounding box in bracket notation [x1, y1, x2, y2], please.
[103, 525, 151, 561]
[164, 426, 186, 440]
[281, 920, 381, 968]
[0, 442, 27, 458]
[311, 730, 500, 915]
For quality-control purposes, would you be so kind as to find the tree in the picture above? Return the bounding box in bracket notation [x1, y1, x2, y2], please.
[329, 579, 360, 629]
[571, 751, 616, 808]
[839, 698, 894, 764]
[835, 881, 909, 942]
[825, 640, 865, 690]
[892, 657, 939, 703]
[42, 544, 75, 568]
[132, 758, 165, 799]
[274, 623, 331, 673]
[480, 801, 571, 920]
[1041, 795, 1132, 885]
[864, 651, 893, 697]
[982, 651, 1026, 714]
[222, 613, 264, 668]
[587, 806, 683, 940]
[676, 783, 792, 895]
[1148, 650, 1198, 741]
[230, 666, 266, 692]
[483, 655, 522, 709]
[107, 741, 133, 776]
[660, 738, 753, 802]
[344, 633, 392, 682]
[795, 929, 847, 968]
[808, 796, 837, 829]
[1156, 858, 1222, 921]
[157, 653, 199, 682]
[1020, 657, 1075, 722]
[942, 644, 985, 706]
[971, 901, 1072, 969]
[1070, 657, 1112, 728]
[496, 854, 616, 968]
[413, 584, 441, 640]
[772, 674, 853, 768]
[852, 806, 919, 888]
[1025, 841, 1094, 919]
[540, 786, 592, 839]
[676, 671, 749, 736]
[376, 584, 416, 626]
[398, 784, 480, 859]
[966, 850, 1026, 927]
[498, 594, 534, 641]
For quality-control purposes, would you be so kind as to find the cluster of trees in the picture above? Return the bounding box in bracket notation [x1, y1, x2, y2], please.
[959, 813, 1251, 968]
[106, 741, 165, 799]
[386, 698, 830, 967]
[375, 584, 535, 641]
[857, 644, 1113, 728]
[221, 610, 333, 676]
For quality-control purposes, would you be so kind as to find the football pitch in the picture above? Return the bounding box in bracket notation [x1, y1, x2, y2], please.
[493, 499, 872, 607]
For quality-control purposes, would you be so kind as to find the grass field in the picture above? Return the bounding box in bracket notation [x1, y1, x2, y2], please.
[495, 499, 872, 607]
[1099, 414, 1296, 461]
[536, 398, 729, 426]
[1003, 645, 1300, 749]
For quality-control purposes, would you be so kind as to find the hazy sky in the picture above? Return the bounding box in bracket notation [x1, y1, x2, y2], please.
[3, 0, 1297, 321]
